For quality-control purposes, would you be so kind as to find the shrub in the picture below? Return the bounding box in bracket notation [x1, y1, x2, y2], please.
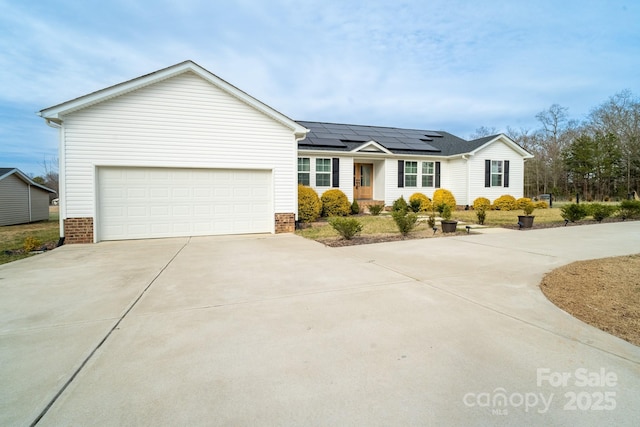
[23, 236, 42, 252]
[409, 192, 432, 212]
[535, 201, 549, 209]
[476, 207, 487, 225]
[350, 199, 360, 215]
[368, 203, 384, 216]
[328, 217, 363, 240]
[473, 197, 491, 211]
[589, 204, 616, 222]
[439, 204, 453, 221]
[432, 189, 456, 211]
[320, 189, 350, 217]
[427, 215, 436, 228]
[493, 195, 517, 211]
[392, 210, 419, 236]
[618, 200, 640, 219]
[517, 197, 535, 215]
[392, 196, 409, 213]
[560, 203, 588, 222]
[297, 185, 322, 223]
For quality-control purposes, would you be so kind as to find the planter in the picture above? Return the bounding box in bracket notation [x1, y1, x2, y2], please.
[441, 220, 458, 233]
[518, 215, 535, 228]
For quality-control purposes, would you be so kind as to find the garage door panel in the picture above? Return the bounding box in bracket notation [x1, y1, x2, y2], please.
[98, 167, 272, 241]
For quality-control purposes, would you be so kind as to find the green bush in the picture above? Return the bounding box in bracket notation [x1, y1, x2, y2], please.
[432, 189, 456, 211]
[392, 210, 418, 236]
[427, 215, 436, 228]
[368, 203, 384, 216]
[392, 196, 409, 213]
[473, 197, 491, 211]
[320, 189, 350, 217]
[350, 199, 360, 215]
[560, 203, 588, 222]
[439, 204, 453, 221]
[298, 185, 322, 222]
[588, 203, 616, 222]
[409, 192, 432, 212]
[618, 200, 640, 219]
[328, 217, 363, 240]
[493, 195, 517, 211]
[476, 207, 487, 225]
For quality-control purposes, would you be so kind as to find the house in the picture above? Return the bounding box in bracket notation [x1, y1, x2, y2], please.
[0, 168, 56, 226]
[296, 122, 532, 208]
[38, 60, 532, 243]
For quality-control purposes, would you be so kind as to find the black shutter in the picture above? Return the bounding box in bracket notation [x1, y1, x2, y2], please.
[435, 161, 441, 188]
[397, 160, 404, 188]
[484, 160, 491, 187]
[332, 158, 339, 188]
[504, 160, 510, 188]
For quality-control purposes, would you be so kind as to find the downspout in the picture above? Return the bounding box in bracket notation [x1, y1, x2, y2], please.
[44, 118, 64, 240]
[462, 154, 472, 206]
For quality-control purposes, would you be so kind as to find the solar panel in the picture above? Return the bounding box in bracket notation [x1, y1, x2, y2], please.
[304, 137, 347, 148]
[424, 131, 443, 137]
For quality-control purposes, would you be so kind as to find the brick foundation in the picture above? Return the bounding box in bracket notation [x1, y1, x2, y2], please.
[63, 217, 94, 244]
[274, 213, 295, 233]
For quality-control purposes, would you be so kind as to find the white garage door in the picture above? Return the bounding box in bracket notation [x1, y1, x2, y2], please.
[97, 167, 272, 241]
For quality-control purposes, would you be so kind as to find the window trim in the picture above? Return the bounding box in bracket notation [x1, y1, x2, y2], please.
[298, 157, 310, 186]
[421, 161, 434, 187]
[316, 158, 332, 187]
[491, 160, 503, 187]
[404, 161, 418, 187]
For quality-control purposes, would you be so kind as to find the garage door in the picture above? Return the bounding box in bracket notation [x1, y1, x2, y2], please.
[97, 167, 272, 241]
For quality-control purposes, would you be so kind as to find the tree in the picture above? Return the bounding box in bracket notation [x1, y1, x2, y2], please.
[469, 126, 499, 139]
[41, 156, 59, 195]
[588, 90, 640, 195]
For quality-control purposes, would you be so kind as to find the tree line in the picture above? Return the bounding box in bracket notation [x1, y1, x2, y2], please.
[472, 90, 640, 201]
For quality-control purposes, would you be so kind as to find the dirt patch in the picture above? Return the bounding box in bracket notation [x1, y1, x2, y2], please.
[541, 254, 640, 347]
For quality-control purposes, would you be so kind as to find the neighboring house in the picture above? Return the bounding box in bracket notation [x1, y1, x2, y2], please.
[297, 122, 533, 207]
[0, 168, 56, 226]
[38, 60, 532, 243]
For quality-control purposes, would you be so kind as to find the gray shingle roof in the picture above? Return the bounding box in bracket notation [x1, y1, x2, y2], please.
[297, 121, 487, 156]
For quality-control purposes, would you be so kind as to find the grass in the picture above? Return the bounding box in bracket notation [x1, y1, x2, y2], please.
[453, 207, 564, 226]
[297, 206, 619, 241]
[0, 207, 60, 265]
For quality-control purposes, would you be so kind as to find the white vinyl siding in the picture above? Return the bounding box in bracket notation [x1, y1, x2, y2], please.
[469, 142, 525, 202]
[61, 71, 296, 221]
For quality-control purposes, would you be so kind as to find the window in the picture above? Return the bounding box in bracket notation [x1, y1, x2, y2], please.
[421, 161, 434, 187]
[405, 161, 417, 187]
[491, 160, 503, 186]
[316, 158, 331, 187]
[298, 158, 310, 185]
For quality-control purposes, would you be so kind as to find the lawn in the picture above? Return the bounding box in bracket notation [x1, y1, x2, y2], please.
[0, 207, 60, 265]
[296, 207, 567, 240]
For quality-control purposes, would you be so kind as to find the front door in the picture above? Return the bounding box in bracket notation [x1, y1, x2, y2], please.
[354, 163, 373, 199]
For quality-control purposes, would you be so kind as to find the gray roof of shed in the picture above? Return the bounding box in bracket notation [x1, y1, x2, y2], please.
[296, 121, 490, 156]
[0, 168, 56, 193]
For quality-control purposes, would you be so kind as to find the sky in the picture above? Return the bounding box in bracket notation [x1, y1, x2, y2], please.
[1, 0, 639, 177]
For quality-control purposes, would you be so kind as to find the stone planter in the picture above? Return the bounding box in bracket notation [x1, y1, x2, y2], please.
[441, 220, 458, 233]
[518, 215, 535, 228]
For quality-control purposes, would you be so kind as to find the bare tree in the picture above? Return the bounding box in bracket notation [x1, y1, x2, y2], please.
[42, 156, 59, 196]
[469, 126, 499, 140]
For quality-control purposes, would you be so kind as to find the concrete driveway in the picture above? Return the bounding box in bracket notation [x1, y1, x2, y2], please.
[1, 222, 639, 426]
